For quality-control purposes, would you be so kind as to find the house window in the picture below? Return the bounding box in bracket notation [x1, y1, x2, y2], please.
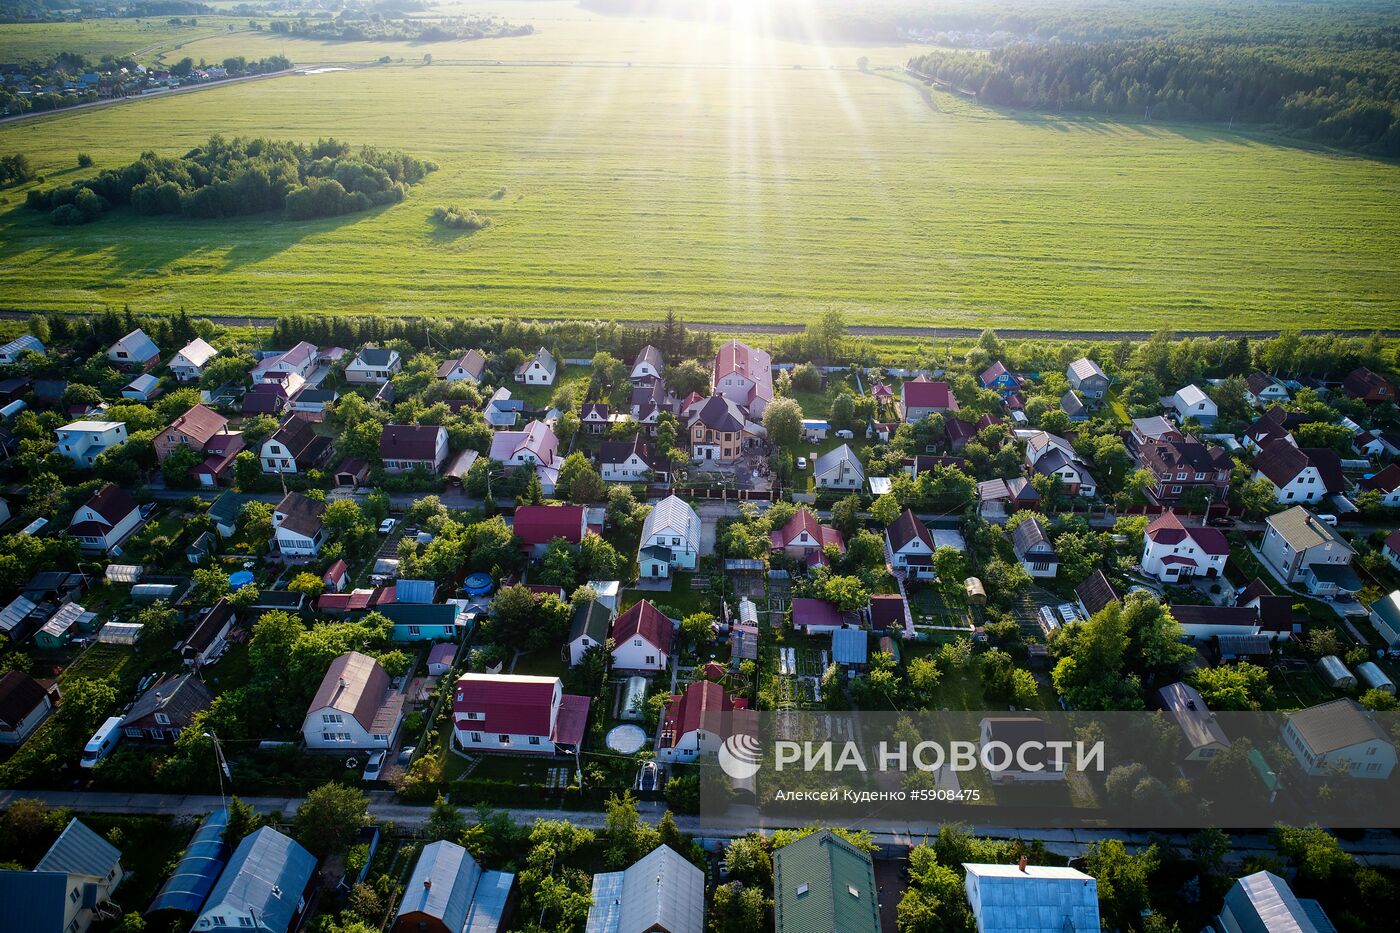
[149, 729, 165, 741]
[323, 713, 342, 724]
[70, 888, 80, 904]
[634, 639, 643, 647]
[155, 713, 171, 725]
[470, 732, 482, 742]
[408, 625, 421, 635]
[529, 736, 541, 745]
[499, 734, 510, 744]
[466, 712, 482, 720]
[646, 655, 656, 665]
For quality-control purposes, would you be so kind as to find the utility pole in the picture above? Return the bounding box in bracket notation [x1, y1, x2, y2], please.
[203, 730, 230, 812]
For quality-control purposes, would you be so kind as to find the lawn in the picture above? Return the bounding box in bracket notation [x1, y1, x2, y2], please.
[0, 5, 1396, 331]
[621, 572, 713, 619]
[901, 645, 1059, 712]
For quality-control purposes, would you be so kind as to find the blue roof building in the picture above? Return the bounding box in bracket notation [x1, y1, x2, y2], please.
[0, 818, 124, 933]
[148, 808, 231, 914]
[394, 840, 514, 933]
[194, 827, 317, 933]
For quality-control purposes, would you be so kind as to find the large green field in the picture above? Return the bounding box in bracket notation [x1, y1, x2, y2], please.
[0, 1, 1396, 331]
[0, 17, 255, 66]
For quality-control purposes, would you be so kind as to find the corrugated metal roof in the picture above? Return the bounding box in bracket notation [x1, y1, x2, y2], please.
[397, 840, 481, 931]
[36, 818, 122, 880]
[0, 869, 69, 931]
[586, 845, 704, 933]
[963, 863, 1100, 932]
[395, 579, 436, 604]
[463, 870, 514, 933]
[1222, 870, 1322, 933]
[774, 831, 880, 933]
[202, 827, 316, 933]
[831, 628, 868, 666]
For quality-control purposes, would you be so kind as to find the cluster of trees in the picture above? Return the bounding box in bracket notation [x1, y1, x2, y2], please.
[431, 204, 492, 230]
[910, 37, 1400, 155]
[0, 153, 34, 187]
[268, 14, 533, 42]
[24, 135, 436, 225]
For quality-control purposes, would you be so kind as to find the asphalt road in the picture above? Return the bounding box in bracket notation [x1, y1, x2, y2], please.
[5, 788, 1400, 864]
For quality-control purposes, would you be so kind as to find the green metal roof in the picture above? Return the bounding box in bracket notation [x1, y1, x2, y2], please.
[773, 830, 880, 933]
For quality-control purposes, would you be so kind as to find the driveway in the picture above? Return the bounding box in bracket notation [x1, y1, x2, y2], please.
[694, 501, 736, 557]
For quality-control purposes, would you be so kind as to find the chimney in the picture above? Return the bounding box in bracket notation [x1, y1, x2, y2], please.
[423, 879, 432, 890]
[1018, 856, 1028, 873]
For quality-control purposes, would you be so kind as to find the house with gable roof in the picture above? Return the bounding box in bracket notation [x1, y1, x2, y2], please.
[346, 346, 402, 384]
[1170, 384, 1217, 425]
[1011, 517, 1058, 578]
[814, 443, 864, 490]
[630, 344, 664, 384]
[885, 509, 935, 579]
[637, 495, 701, 578]
[252, 341, 318, 382]
[567, 599, 612, 667]
[1140, 511, 1229, 582]
[451, 673, 590, 755]
[611, 599, 674, 672]
[585, 844, 703, 933]
[514, 347, 557, 385]
[0, 818, 125, 933]
[773, 830, 880, 933]
[394, 840, 513, 933]
[120, 671, 212, 743]
[1260, 506, 1361, 596]
[771, 507, 845, 567]
[260, 414, 331, 474]
[170, 338, 219, 382]
[302, 651, 405, 751]
[712, 339, 772, 416]
[107, 328, 160, 371]
[193, 827, 317, 933]
[1065, 357, 1109, 399]
[901, 376, 959, 422]
[599, 435, 665, 483]
[271, 491, 327, 556]
[962, 862, 1099, 933]
[437, 349, 487, 383]
[1252, 440, 1345, 504]
[1245, 372, 1290, 407]
[67, 484, 143, 554]
[381, 424, 449, 473]
[656, 679, 749, 765]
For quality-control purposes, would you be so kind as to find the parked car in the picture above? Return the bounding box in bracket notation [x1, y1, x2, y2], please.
[396, 745, 417, 766]
[378, 517, 397, 535]
[796, 457, 808, 470]
[362, 751, 386, 781]
[1207, 515, 1235, 527]
[835, 428, 854, 439]
[639, 761, 657, 791]
[1316, 513, 1338, 526]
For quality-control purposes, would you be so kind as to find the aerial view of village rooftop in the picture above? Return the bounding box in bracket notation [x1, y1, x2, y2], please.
[0, 0, 1399, 931]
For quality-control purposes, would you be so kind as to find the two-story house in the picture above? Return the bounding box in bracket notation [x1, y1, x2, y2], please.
[380, 424, 449, 474]
[56, 420, 127, 467]
[1343, 366, 1396, 405]
[1066, 357, 1109, 399]
[885, 508, 935, 580]
[637, 495, 701, 578]
[259, 413, 331, 474]
[1170, 384, 1217, 425]
[1137, 437, 1233, 505]
[631, 344, 664, 383]
[1283, 698, 1396, 779]
[193, 828, 317, 933]
[67, 484, 143, 554]
[169, 338, 219, 382]
[302, 651, 405, 751]
[120, 672, 212, 744]
[771, 507, 845, 568]
[901, 376, 958, 423]
[687, 394, 758, 463]
[712, 339, 772, 417]
[1259, 506, 1362, 597]
[599, 435, 665, 483]
[452, 673, 589, 755]
[272, 491, 327, 557]
[1245, 372, 1289, 407]
[345, 346, 403, 385]
[514, 347, 558, 385]
[1253, 440, 1345, 504]
[611, 599, 675, 672]
[1140, 511, 1229, 582]
[656, 679, 748, 764]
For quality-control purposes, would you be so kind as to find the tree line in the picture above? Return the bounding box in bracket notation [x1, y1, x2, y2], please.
[22, 134, 437, 225]
[267, 15, 533, 42]
[909, 36, 1400, 155]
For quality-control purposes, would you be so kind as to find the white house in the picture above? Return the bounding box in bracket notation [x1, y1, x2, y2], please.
[301, 651, 404, 750]
[599, 436, 663, 482]
[1282, 698, 1396, 779]
[567, 599, 612, 667]
[1259, 506, 1361, 597]
[169, 338, 219, 382]
[1252, 440, 1344, 504]
[28, 819, 126, 933]
[1370, 591, 1400, 649]
[813, 443, 864, 490]
[885, 509, 935, 580]
[259, 414, 330, 475]
[657, 681, 747, 766]
[631, 344, 663, 383]
[1140, 511, 1229, 583]
[67, 484, 143, 554]
[106, 328, 159, 370]
[56, 420, 127, 467]
[380, 424, 449, 474]
[712, 339, 773, 416]
[451, 673, 589, 755]
[271, 492, 326, 557]
[1011, 517, 1058, 578]
[637, 495, 701, 578]
[121, 373, 161, 401]
[610, 600, 675, 672]
[1170, 384, 1217, 424]
[963, 863, 1099, 933]
[252, 341, 318, 381]
[514, 347, 558, 385]
[437, 349, 486, 383]
[345, 346, 402, 384]
[1245, 372, 1289, 407]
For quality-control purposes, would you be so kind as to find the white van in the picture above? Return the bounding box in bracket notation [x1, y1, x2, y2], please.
[80, 716, 123, 768]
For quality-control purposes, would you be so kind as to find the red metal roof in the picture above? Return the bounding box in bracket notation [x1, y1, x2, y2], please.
[612, 600, 675, 655]
[453, 674, 558, 737]
[513, 505, 586, 546]
[792, 598, 844, 630]
[662, 680, 747, 748]
[902, 379, 957, 410]
[1145, 511, 1229, 556]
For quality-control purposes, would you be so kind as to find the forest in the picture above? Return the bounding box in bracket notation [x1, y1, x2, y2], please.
[267, 16, 533, 43]
[909, 38, 1400, 155]
[22, 135, 436, 224]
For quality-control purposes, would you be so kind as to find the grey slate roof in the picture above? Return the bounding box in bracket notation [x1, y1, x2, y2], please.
[1287, 698, 1389, 755]
[569, 599, 611, 644]
[398, 840, 482, 932]
[121, 671, 213, 731]
[204, 827, 316, 933]
[586, 844, 705, 933]
[36, 818, 122, 880]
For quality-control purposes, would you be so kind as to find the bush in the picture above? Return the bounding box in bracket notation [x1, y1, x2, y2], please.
[431, 204, 492, 231]
[77, 153, 93, 168]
